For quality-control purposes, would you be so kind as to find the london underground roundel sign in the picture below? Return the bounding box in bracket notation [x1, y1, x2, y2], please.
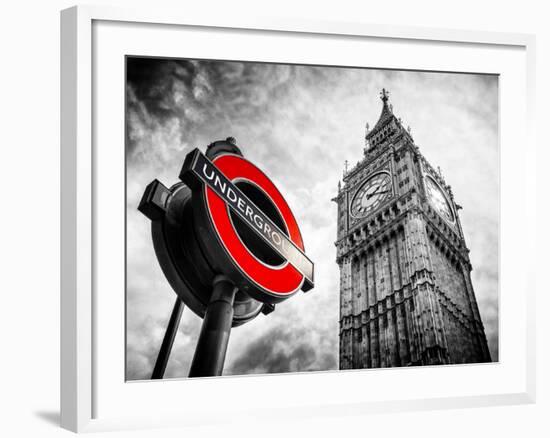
[180, 148, 314, 304]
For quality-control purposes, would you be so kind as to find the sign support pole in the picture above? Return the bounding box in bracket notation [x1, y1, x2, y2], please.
[151, 298, 184, 379]
[188, 275, 237, 377]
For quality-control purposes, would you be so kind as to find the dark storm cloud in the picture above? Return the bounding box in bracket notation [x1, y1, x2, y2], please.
[227, 326, 336, 375]
[126, 58, 301, 156]
[127, 58, 197, 119]
[126, 57, 499, 379]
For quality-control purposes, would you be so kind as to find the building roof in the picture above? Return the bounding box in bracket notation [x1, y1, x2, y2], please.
[365, 88, 396, 140]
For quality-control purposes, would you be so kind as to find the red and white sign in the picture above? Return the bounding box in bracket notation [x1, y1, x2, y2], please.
[181, 149, 314, 303]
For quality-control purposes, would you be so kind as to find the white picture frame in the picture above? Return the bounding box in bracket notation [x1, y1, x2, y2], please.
[60, 4, 536, 433]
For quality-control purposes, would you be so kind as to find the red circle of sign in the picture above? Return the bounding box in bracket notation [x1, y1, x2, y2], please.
[205, 154, 304, 296]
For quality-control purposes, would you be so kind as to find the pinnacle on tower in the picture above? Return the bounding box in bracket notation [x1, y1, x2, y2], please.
[380, 87, 390, 103]
[365, 88, 397, 143]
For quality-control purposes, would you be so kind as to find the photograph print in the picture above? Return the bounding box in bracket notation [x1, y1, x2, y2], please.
[126, 56, 498, 380]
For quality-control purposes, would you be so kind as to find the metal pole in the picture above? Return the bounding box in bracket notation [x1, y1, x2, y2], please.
[188, 275, 237, 377]
[151, 298, 184, 379]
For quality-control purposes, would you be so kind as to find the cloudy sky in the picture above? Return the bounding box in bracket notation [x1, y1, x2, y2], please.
[126, 57, 499, 380]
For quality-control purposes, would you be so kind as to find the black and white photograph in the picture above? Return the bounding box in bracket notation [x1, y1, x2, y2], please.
[126, 56, 499, 380]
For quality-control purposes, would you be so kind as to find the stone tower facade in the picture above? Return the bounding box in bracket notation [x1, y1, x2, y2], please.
[334, 89, 491, 369]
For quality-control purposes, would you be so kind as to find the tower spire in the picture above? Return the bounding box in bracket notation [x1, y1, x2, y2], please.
[365, 88, 397, 144]
[380, 88, 390, 105]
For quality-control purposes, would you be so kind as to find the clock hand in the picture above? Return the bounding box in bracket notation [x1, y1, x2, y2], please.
[366, 189, 390, 199]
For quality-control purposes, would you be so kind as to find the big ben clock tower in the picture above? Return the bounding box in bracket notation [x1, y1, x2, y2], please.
[334, 89, 491, 369]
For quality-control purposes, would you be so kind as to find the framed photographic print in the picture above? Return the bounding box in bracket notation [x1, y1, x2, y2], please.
[61, 5, 536, 433]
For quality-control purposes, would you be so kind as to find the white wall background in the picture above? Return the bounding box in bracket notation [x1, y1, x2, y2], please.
[0, 1, 546, 437]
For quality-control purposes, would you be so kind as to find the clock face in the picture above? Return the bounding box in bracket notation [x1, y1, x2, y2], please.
[350, 172, 392, 218]
[424, 176, 454, 223]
